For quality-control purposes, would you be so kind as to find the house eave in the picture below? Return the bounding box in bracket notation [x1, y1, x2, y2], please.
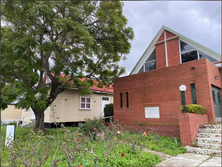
[69, 87, 113, 95]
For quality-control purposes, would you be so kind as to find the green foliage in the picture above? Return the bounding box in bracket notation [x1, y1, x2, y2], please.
[1, 1, 134, 130]
[119, 130, 187, 156]
[104, 103, 113, 122]
[192, 140, 198, 147]
[132, 121, 146, 126]
[78, 118, 105, 140]
[1, 125, 187, 166]
[180, 104, 205, 114]
[150, 122, 179, 125]
[104, 103, 113, 117]
[210, 153, 215, 157]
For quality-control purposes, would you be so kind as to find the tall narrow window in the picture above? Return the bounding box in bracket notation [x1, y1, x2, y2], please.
[190, 84, 197, 104]
[126, 92, 129, 108]
[120, 93, 123, 108]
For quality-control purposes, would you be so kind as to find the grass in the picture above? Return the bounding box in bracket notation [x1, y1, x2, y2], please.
[119, 130, 187, 156]
[1, 125, 187, 166]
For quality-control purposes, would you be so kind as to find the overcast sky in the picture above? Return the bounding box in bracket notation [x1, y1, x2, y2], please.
[120, 1, 221, 76]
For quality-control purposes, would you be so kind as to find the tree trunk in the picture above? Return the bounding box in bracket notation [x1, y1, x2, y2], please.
[34, 110, 45, 132]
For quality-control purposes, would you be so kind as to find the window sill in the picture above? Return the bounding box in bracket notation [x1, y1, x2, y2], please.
[79, 108, 92, 111]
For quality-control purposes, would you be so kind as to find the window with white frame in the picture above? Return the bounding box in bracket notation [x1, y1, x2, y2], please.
[102, 97, 109, 101]
[138, 49, 156, 73]
[80, 97, 92, 109]
[180, 40, 217, 63]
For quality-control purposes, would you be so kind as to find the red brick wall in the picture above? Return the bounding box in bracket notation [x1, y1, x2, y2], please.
[156, 43, 166, 69]
[157, 33, 164, 43]
[114, 59, 216, 137]
[155, 31, 180, 68]
[116, 122, 180, 138]
[207, 60, 221, 90]
[167, 38, 180, 66]
[178, 113, 208, 146]
[165, 30, 177, 39]
[206, 60, 222, 122]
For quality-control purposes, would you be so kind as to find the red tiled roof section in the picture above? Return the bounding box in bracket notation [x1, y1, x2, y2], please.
[54, 74, 113, 93]
[89, 83, 113, 93]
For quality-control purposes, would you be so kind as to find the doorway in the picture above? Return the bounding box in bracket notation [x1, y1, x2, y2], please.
[101, 96, 110, 117]
[211, 85, 221, 121]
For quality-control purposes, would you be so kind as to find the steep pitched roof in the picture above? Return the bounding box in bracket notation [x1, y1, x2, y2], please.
[130, 25, 221, 75]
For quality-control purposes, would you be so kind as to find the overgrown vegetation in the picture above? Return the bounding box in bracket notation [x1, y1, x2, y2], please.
[1, 119, 187, 166]
[180, 104, 205, 114]
[78, 117, 104, 139]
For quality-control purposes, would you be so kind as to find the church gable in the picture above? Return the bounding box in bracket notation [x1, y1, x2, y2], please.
[157, 33, 164, 43]
[130, 25, 221, 75]
[156, 30, 177, 44]
[166, 30, 177, 39]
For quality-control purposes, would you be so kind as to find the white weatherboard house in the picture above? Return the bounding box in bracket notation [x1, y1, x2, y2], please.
[2, 84, 113, 127]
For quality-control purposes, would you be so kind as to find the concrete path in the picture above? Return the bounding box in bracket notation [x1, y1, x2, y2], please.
[155, 153, 221, 167]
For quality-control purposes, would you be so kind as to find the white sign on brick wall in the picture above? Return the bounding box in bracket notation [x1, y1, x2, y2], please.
[145, 107, 160, 118]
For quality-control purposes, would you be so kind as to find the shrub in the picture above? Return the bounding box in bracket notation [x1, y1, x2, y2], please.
[78, 118, 105, 140]
[180, 104, 205, 114]
[104, 103, 113, 122]
[7, 122, 17, 126]
[104, 103, 113, 117]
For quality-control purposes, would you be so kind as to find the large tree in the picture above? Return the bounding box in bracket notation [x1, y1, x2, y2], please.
[1, 1, 134, 131]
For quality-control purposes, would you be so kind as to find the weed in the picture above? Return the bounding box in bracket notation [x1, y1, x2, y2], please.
[132, 121, 146, 126]
[200, 123, 205, 128]
[192, 140, 198, 147]
[210, 153, 215, 157]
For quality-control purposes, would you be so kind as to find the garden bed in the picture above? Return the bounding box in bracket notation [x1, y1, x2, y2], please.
[1, 120, 187, 166]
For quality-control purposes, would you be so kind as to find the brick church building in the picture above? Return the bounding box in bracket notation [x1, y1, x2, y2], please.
[114, 25, 221, 138]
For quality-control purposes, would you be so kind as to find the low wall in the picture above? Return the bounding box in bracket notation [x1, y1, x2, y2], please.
[178, 113, 208, 146]
[113, 122, 180, 138]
